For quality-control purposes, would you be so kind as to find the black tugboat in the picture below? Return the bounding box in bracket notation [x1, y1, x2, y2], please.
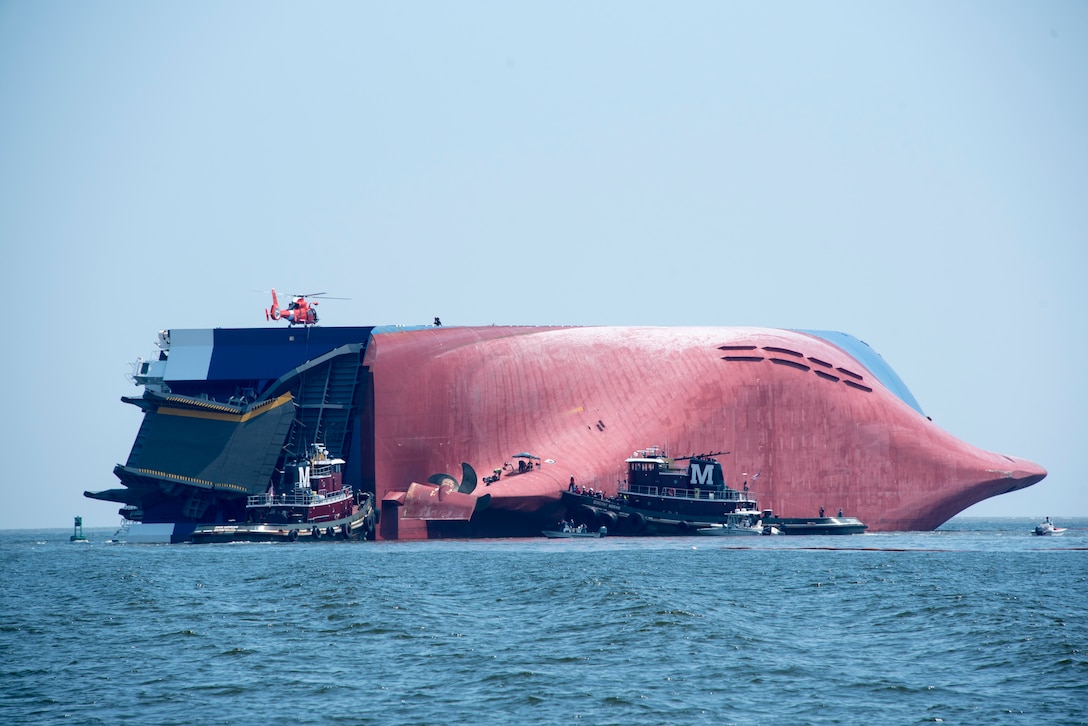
[562, 447, 766, 536]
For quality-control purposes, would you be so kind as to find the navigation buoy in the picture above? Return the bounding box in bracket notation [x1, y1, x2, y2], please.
[70, 516, 88, 543]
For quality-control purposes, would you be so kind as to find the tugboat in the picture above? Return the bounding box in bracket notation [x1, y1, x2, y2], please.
[190, 443, 376, 543]
[562, 447, 765, 536]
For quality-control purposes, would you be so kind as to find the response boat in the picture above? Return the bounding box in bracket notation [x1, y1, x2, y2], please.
[1033, 518, 1066, 536]
[695, 513, 770, 537]
[759, 511, 868, 535]
[542, 521, 607, 538]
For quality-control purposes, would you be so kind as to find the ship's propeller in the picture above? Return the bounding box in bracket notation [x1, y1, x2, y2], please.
[427, 462, 478, 495]
[427, 472, 458, 491]
[458, 462, 477, 494]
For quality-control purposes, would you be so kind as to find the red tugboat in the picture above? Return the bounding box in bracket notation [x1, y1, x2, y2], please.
[190, 443, 376, 543]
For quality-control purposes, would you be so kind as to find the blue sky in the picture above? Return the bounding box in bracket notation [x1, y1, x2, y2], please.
[1, 1, 1084, 529]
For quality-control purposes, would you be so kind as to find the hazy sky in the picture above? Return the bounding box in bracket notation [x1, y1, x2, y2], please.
[1, 1, 1084, 529]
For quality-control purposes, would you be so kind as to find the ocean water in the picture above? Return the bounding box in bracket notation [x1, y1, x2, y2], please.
[2, 518, 1085, 725]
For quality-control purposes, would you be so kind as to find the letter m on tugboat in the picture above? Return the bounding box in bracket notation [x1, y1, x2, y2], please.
[690, 463, 714, 486]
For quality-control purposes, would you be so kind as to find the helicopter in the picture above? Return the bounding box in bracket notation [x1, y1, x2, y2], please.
[264, 288, 348, 326]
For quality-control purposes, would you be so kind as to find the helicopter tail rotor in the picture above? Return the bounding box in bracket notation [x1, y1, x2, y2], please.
[266, 288, 281, 321]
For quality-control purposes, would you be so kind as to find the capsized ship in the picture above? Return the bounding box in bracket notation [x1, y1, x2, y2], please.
[85, 324, 1047, 541]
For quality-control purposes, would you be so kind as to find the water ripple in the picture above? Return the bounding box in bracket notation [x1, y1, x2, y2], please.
[2, 525, 1087, 724]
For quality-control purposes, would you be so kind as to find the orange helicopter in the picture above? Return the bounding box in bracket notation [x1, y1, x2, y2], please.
[265, 289, 348, 326]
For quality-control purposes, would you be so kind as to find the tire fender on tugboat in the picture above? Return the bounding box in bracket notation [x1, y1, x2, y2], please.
[629, 512, 646, 533]
[288, 529, 299, 542]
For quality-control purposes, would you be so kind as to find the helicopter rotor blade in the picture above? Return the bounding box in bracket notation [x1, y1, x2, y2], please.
[295, 293, 352, 300]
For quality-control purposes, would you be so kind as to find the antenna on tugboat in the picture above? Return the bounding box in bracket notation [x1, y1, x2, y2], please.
[673, 450, 730, 461]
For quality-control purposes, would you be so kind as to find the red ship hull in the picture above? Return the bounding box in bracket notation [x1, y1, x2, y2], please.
[367, 326, 1045, 539]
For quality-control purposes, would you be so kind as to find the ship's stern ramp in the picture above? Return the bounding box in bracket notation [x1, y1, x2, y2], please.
[254, 342, 366, 467]
[88, 392, 295, 520]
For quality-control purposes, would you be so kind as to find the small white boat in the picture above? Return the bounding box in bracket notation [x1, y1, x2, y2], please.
[695, 513, 767, 536]
[1033, 518, 1067, 536]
